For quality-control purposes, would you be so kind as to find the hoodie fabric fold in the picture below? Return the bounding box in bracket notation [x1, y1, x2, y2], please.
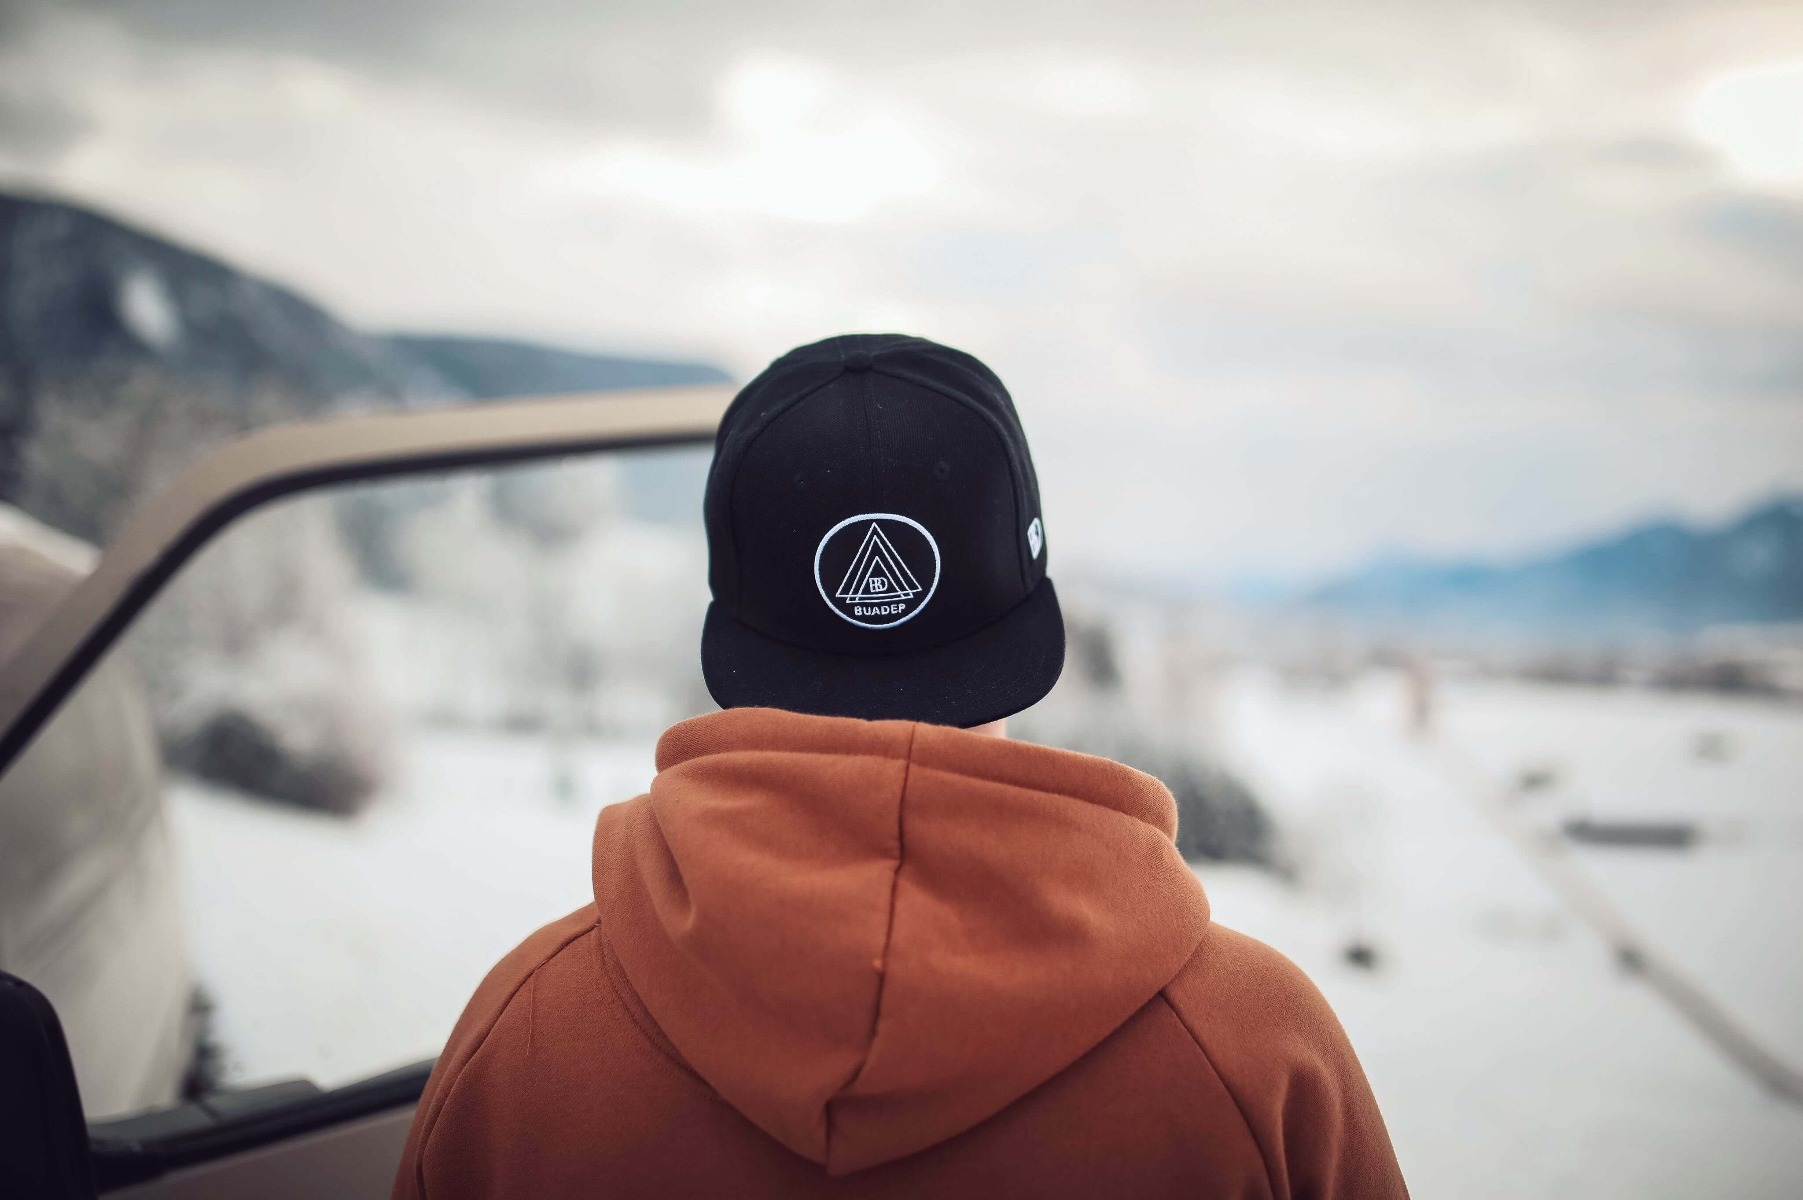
[598, 710, 1211, 1172]
[395, 708, 1406, 1199]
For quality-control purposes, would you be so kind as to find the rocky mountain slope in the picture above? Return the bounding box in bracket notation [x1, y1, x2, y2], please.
[0, 189, 727, 543]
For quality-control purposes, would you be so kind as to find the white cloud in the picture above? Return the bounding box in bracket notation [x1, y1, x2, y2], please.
[560, 56, 942, 224]
[1025, 55, 1151, 119]
[1689, 59, 1803, 186]
[1, 1, 1801, 580]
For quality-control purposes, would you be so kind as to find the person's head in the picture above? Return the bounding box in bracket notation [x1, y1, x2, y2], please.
[699, 334, 1064, 729]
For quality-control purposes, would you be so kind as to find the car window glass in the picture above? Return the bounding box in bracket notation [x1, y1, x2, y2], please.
[0, 444, 712, 1118]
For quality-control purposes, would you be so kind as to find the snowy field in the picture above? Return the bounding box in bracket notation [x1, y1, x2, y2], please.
[169, 672, 1803, 1198]
[1211, 669, 1803, 1199]
[170, 733, 657, 1090]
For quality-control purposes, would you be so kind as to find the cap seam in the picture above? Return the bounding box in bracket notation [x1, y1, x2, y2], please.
[865, 362, 1033, 592]
[720, 370, 852, 608]
[856, 366, 883, 510]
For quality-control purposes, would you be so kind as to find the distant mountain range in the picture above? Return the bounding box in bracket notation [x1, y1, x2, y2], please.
[1301, 496, 1803, 636]
[387, 334, 726, 400]
[0, 189, 728, 541]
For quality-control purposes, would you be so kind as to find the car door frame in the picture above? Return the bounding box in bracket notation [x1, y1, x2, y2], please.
[0, 384, 733, 1195]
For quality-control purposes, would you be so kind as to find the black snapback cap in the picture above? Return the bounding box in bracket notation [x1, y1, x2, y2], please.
[701, 333, 1064, 727]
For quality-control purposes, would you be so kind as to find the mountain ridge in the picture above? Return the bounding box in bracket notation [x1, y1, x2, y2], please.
[0, 188, 730, 541]
[1301, 494, 1803, 635]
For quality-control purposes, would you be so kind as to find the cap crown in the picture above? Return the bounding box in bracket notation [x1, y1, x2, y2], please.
[706, 334, 1047, 656]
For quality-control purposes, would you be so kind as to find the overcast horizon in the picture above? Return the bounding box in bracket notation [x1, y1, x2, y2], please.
[2, 0, 1801, 583]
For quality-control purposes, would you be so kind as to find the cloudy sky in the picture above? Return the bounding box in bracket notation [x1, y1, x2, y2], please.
[2, 0, 1801, 583]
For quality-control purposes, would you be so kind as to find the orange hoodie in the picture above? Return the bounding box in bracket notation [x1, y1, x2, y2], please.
[393, 708, 1406, 1199]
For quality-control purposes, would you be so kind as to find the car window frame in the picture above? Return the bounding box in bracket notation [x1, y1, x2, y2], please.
[0, 384, 732, 1190]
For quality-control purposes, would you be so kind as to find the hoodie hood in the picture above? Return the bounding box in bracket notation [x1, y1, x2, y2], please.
[592, 707, 1210, 1174]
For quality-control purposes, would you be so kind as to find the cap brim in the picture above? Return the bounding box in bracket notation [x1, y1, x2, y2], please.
[702, 579, 1065, 728]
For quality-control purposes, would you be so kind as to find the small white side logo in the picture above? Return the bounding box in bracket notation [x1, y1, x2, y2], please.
[814, 513, 942, 629]
[1027, 517, 1044, 559]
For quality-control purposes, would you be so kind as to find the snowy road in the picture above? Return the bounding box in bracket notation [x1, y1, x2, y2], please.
[170, 674, 1803, 1198]
[1441, 680, 1803, 1069]
[1210, 670, 1803, 1199]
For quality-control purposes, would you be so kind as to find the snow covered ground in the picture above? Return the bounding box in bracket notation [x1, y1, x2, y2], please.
[1210, 669, 1803, 1199]
[1438, 679, 1803, 1068]
[170, 731, 656, 1090]
[168, 672, 1803, 1198]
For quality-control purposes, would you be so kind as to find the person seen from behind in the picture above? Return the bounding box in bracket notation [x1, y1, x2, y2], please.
[393, 334, 1409, 1199]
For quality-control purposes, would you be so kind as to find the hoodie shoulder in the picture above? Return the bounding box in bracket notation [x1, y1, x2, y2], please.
[393, 905, 599, 1200]
[1162, 924, 1408, 1200]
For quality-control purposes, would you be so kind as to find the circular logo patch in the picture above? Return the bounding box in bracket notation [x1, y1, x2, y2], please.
[813, 512, 941, 629]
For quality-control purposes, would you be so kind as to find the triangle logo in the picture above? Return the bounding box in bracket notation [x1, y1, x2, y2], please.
[835, 522, 924, 601]
[814, 512, 942, 630]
